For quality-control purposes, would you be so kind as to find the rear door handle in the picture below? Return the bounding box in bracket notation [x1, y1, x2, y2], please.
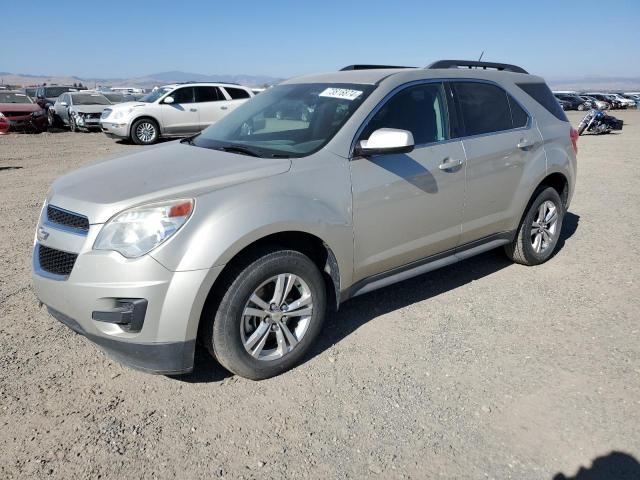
[517, 138, 537, 150]
[190, 108, 197, 112]
[438, 158, 464, 170]
[221, 106, 228, 110]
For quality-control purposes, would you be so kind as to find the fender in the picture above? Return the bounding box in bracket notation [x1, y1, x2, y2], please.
[150, 166, 355, 289]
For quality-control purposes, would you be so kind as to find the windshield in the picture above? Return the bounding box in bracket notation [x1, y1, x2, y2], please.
[71, 93, 111, 105]
[138, 87, 171, 103]
[45, 87, 73, 98]
[103, 93, 125, 103]
[192, 83, 376, 158]
[0, 92, 33, 104]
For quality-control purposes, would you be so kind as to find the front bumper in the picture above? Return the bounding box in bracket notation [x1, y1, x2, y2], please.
[32, 226, 222, 374]
[100, 121, 130, 138]
[47, 306, 196, 374]
[5, 114, 48, 132]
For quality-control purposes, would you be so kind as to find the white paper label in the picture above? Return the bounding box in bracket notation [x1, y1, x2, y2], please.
[319, 88, 363, 101]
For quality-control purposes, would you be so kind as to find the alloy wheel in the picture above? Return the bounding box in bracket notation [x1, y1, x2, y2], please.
[240, 273, 313, 361]
[136, 122, 156, 143]
[531, 200, 559, 253]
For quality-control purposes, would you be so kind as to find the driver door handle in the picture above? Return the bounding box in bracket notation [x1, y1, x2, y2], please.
[438, 157, 465, 170]
[220, 106, 228, 110]
[190, 108, 198, 112]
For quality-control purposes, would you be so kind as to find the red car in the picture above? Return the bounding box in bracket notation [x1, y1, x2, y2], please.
[0, 91, 48, 134]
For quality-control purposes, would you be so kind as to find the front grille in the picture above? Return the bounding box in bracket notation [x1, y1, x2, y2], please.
[38, 245, 78, 276]
[101, 108, 112, 119]
[86, 113, 102, 119]
[3, 111, 29, 118]
[47, 205, 89, 232]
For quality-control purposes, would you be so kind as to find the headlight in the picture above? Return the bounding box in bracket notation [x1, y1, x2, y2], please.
[0, 112, 4, 118]
[32, 110, 44, 117]
[113, 108, 133, 120]
[94, 199, 194, 258]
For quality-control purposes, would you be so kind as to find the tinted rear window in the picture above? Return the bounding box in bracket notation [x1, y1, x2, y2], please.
[453, 82, 512, 136]
[517, 82, 568, 121]
[225, 87, 250, 99]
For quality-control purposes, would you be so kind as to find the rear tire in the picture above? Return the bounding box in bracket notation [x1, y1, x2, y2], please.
[504, 187, 564, 266]
[131, 118, 159, 145]
[203, 249, 326, 380]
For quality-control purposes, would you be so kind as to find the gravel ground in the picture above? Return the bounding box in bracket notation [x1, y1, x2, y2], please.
[1, 112, 639, 479]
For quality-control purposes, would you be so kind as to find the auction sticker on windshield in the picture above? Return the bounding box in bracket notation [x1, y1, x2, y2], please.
[319, 88, 363, 101]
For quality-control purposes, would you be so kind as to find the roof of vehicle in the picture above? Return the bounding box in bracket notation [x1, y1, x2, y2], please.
[284, 67, 541, 86]
[283, 61, 542, 86]
[161, 82, 250, 89]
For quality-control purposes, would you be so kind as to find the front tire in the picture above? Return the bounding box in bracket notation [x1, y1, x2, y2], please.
[504, 187, 564, 266]
[69, 114, 78, 132]
[131, 118, 159, 145]
[203, 249, 327, 380]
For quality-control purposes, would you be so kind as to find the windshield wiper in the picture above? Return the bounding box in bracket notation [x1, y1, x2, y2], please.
[219, 145, 261, 157]
[180, 135, 198, 145]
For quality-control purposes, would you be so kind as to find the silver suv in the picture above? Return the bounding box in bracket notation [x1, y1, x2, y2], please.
[32, 60, 577, 379]
[99, 82, 253, 145]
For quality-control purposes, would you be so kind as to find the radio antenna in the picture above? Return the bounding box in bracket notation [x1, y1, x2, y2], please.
[478, 51, 485, 61]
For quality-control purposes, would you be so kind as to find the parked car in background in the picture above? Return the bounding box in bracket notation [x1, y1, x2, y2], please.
[49, 91, 112, 132]
[608, 93, 635, 108]
[556, 98, 571, 111]
[578, 95, 608, 110]
[35, 85, 83, 111]
[100, 82, 254, 145]
[553, 93, 591, 111]
[0, 91, 48, 133]
[584, 93, 624, 109]
[33, 60, 577, 379]
[24, 87, 38, 99]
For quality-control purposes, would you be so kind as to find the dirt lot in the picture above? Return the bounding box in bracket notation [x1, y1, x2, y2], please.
[1, 111, 639, 479]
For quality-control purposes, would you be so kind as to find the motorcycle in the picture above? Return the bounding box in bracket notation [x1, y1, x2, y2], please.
[577, 109, 623, 135]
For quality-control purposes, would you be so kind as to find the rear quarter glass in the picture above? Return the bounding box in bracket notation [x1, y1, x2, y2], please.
[517, 83, 569, 122]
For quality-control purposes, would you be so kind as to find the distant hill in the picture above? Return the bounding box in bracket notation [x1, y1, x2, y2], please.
[0, 70, 284, 89]
[547, 76, 640, 92]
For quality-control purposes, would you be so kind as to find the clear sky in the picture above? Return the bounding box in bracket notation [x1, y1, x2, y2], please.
[2, 0, 639, 79]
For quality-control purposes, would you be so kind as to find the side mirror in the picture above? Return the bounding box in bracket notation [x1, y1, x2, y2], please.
[163, 96, 174, 104]
[355, 128, 415, 157]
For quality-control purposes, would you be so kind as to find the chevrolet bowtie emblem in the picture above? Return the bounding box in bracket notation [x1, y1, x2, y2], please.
[37, 226, 50, 242]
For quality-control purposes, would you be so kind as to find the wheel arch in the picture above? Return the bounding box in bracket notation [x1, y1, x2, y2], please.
[196, 230, 341, 342]
[129, 114, 161, 138]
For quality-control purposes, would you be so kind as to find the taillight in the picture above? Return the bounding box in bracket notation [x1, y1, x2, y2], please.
[570, 127, 578, 154]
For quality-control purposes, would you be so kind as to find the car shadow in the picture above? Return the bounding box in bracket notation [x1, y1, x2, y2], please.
[552, 451, 640, 480]
[176, 211, 580, 383]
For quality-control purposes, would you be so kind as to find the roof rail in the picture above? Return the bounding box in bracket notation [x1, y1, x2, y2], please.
[340, 64, 415, 71]
[426, 60, 528, 74]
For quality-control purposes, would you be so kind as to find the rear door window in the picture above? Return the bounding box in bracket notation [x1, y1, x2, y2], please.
[361, 82, 449, 145]
[516, 82, 568, 121]
[224, 87, 251, 100]
[452, 82, 513, 136]
[194, 86, 223, 102]
[507, 95, 529, 128]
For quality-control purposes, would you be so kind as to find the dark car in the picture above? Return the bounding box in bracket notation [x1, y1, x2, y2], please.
[24, 87, 38, 99]
[34, 85, 84, 110]
[0, 91, 48, 133]
[553, 93, 591, 111]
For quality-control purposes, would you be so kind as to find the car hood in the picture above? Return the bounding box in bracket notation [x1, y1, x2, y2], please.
[48, 141, 292, 224]
[72, 104, 110, 114]
[0, 103, 41, 113]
